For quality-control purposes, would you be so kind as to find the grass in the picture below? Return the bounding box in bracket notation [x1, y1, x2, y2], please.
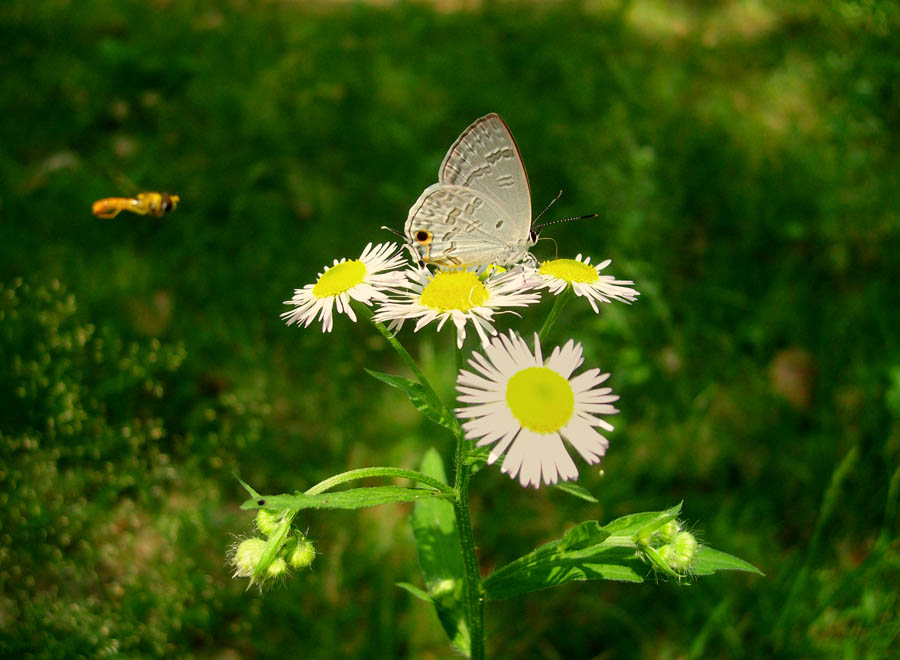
[1, 0, 899, 657]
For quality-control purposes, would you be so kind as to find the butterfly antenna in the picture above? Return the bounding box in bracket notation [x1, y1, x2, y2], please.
[380, 225, 406, 240]
[532, 190, 564, 227]
[532, 212, 598, 231]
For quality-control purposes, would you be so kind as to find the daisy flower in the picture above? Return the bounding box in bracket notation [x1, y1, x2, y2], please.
[456, 330, 619, 488]
[373, 266, 541, 349]
[282, 242, 407, 332]
[537, 255, 639, 312]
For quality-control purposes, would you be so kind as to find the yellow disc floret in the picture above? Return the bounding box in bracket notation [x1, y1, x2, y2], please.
[312, 260, 367, 298]
[539, 259, 599, 284]
[505, 366, 575, 433]
[420, 271, 489, 312]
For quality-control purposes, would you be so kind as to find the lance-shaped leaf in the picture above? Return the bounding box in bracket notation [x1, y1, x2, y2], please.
[553, 482, 599, 503]
[483, 504, 761, 600]
[410, 448, 469, 655]
[602, 502, 683, 538]
[693, 546, 763, 576]
[241, 486, 451, 512]
[483, 538, 645, 601]
[365, 369, 456, 431]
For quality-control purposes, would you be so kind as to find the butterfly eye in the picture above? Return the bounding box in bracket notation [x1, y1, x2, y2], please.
[414, 229, 433, 245]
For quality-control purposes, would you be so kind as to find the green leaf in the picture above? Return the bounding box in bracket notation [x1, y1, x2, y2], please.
[601, 502, 683, 538]
[395, 582, 433, 604]
[365, 369, 456, 431]
[693, 546, 763, 576]
[411, 448, 469, 655]
[558, 521, 610, 551]
[483, 504, 692, 601]
[240, 486, 451, 512]
[553, 482, 598, 503]
[484, 541, 646, 601]
[463, 444, 491, 474]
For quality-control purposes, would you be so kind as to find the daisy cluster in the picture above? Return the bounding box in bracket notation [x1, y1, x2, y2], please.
[282, 242, 639, 487]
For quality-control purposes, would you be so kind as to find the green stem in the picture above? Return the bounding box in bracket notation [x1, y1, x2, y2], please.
[454, 432, 484, 660]
[538, 285, 574, 343]
[453, 342, 484, 660]
[357, 302, 461, 434]
[304, 467, 455, 495]
[305, 467, 455, 496]
[360, 301, 483, 656]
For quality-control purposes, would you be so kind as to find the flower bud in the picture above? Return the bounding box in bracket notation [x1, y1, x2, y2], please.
[430, 578, 461, 608]
[658, 520, 681, 544]
[256, 509, 281, 537]
[658, 531, 698, 573]
[289, 539, 317, 569]
[266, 557, 288, 578]
[232, 538, 267, 578]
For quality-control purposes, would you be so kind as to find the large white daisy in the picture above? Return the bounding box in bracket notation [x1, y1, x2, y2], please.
[456, 330, 619, 488]
[537, 255, 639, 312]
[282, 242, 407, 332]
[373, 267, 541, 349]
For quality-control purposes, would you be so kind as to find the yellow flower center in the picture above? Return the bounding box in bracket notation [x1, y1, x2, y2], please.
[312, 260, 367, 298]
[420, 271, 489, 312]
[539, 259, 599, 284]
[505, 366, 574, 433]
[479, 264, 506, 281]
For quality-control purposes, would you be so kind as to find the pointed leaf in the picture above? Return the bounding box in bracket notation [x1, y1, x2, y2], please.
[411, 448, 469, 655]
[483, 542, 646, 601]
[484, 504, 691, 601]
[559, 521, 610, 551]
[693, 546, 763, 576]
[601, 502, 683, 537]
[395, 582, 433, 604]
[241, 486, 451, 512]
[365, 369, 456, 431]
[553, 482, 599, 503]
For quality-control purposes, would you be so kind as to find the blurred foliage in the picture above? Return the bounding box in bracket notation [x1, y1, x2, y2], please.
[1, 0, 899, 658]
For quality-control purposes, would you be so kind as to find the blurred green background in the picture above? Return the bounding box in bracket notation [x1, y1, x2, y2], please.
[2, 0, 899, 657]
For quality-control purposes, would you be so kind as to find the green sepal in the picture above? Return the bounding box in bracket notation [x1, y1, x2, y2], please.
[365, 369, 456, 431]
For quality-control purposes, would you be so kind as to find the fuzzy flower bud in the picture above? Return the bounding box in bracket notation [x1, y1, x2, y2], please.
[658, 520, 681, 544]
[256, 509, 281, 537]
[232, 538, 267, 578]
[266, 557, 288, 578]
[658, 530, 699, 573]
[288, 538, 317, 569]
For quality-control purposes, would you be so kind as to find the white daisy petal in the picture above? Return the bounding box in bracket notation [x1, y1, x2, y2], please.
[375, 268, 541, 349]
[283, 242, 406, 332]
[536, 255, 640, 312]
[456, 330, 620, 488]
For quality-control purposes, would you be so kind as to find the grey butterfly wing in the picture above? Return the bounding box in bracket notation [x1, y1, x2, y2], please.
[404, 183, 530, 268]
[438, 113, 532, 240]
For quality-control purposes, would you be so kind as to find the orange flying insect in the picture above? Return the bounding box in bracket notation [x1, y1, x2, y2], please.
[92, 192, 180, 219]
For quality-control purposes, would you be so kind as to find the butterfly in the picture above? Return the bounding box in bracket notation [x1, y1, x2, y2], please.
[404, 113, 538, 269]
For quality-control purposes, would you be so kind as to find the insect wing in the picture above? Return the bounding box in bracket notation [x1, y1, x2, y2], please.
[405, 183, 519, 267]
[438, 113, 532, 239]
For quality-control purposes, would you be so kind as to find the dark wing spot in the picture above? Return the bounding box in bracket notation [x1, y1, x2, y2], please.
[495, 220, 504, 229]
